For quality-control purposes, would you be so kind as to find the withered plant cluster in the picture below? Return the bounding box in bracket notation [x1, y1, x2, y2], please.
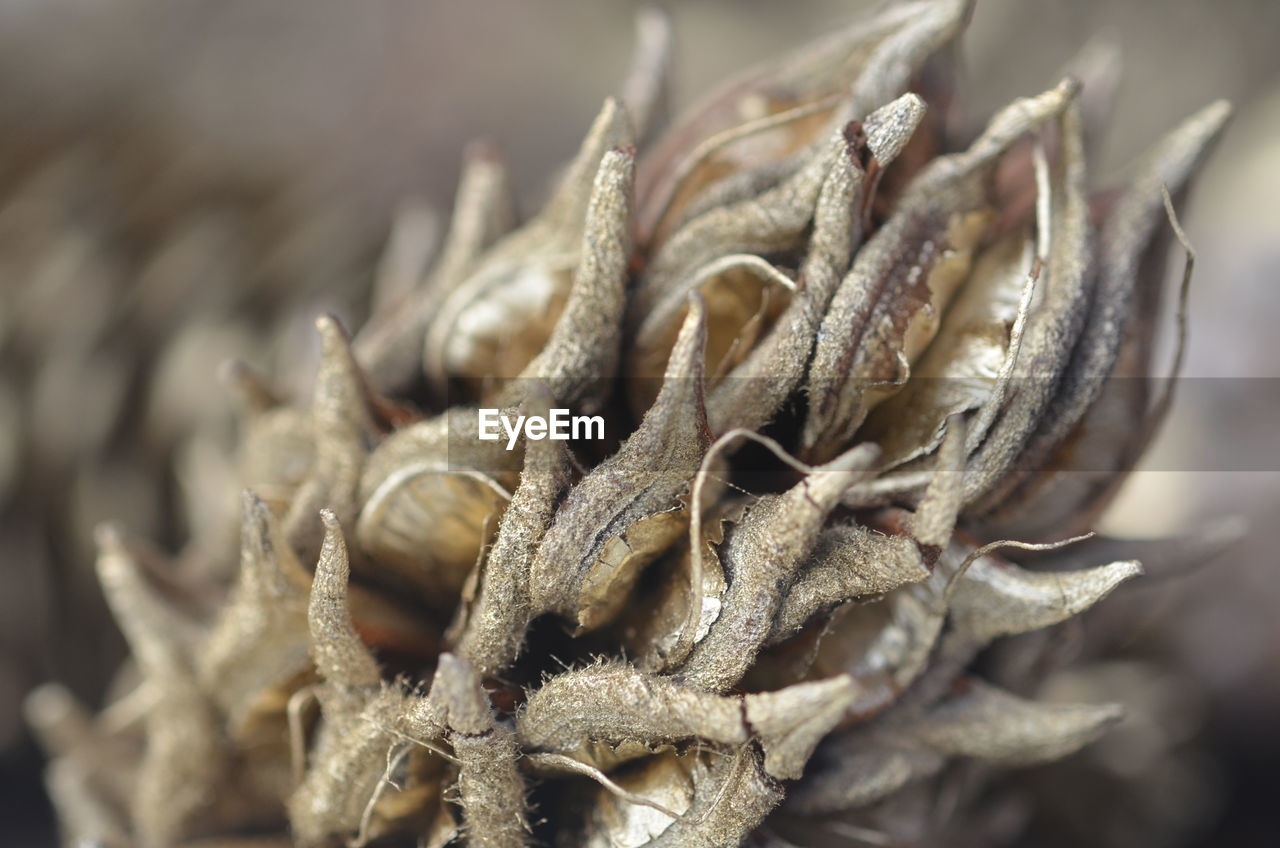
[27, 2, 1230, 846]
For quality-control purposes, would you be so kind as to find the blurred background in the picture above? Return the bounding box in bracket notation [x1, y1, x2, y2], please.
[0, 1, 1276, 845]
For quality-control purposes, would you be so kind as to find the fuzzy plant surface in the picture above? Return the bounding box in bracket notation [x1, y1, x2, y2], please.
[25, 2, 1232, 847]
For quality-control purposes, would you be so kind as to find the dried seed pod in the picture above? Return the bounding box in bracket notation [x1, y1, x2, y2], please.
[26, 4, 1238, 846]
[423, 99, 633, 397]
[528, 296, 711, 632]
[803, 79, 1078, 461]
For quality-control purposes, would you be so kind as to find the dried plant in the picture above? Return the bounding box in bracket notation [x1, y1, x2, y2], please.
[26, 2, 1235, 846]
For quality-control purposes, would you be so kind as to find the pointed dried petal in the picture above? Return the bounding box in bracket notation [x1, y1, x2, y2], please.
[94, 524, 200, 679]
[704, 123, 867, 434]
[514, 147, 635, 412]
[356, 146, 513, 390]
[675, 442, 880, 692]
[769, 525, 930, 644]
[198, 492, 312, 733]
[958, 97, 1092, 507]
[977, 101, 1231, 536]
[620, 7, 673, 144]
[451, 391, 571, 675]
[528, 297, 711, 630]
[803, 79, 1078, 460]
[907, 678, 1123, 765]
[284, 315, 378, 565]
[309, 511, 381, 693]
[369, 198, 441, 314]
[951, 556, 1141, 644]
[423, 99, 634, 396]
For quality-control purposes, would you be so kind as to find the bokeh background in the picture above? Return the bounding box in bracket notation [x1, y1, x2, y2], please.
[1, 1, 1277, 845]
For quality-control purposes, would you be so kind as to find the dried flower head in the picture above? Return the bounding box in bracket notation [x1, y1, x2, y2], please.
[28, 3, 1234, 847]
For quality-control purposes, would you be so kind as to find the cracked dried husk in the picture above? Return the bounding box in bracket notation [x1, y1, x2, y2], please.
[28, 3, 1234, 847]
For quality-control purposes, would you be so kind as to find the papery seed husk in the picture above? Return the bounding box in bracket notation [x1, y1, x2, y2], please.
[355, 408, 517, 605]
